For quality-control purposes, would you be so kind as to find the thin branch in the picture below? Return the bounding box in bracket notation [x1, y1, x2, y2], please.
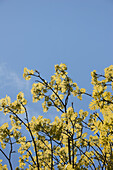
[93, 112, 104, 124]
[84, 92, 92, 97]
[76, 145, 96, 170]
[21, 103, 40, 169]
[0, 149, 13, 170]
[50, 138, 53, 170]
[9, 136, 13, 160]
[30, 73, 65, 108]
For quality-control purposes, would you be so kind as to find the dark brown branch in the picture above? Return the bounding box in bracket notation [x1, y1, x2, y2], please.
[0, 149, 13, 170]
[29, 73, 65, 108]
[93, 112, 104, 124]
[50, 138, 53, 170]
[21, 103, 40, 170]
[76, 145, 96, 170]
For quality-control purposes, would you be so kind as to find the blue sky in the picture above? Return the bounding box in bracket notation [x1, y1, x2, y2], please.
[0, 0, 113, 167]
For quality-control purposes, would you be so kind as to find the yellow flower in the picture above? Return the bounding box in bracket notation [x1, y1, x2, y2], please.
[23, 68, 34, 80]
[80, 88, 86, 94]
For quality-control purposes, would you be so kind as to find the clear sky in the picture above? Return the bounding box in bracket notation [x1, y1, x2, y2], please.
[0, 0, 113, 167]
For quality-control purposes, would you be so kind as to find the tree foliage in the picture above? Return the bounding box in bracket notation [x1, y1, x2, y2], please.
[0, 64, 113, 169]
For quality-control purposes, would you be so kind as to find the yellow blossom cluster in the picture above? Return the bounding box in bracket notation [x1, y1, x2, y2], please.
[23, 68, 34, 80]
[0, 64, 113, 169]
[25, 63, 86, 113]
